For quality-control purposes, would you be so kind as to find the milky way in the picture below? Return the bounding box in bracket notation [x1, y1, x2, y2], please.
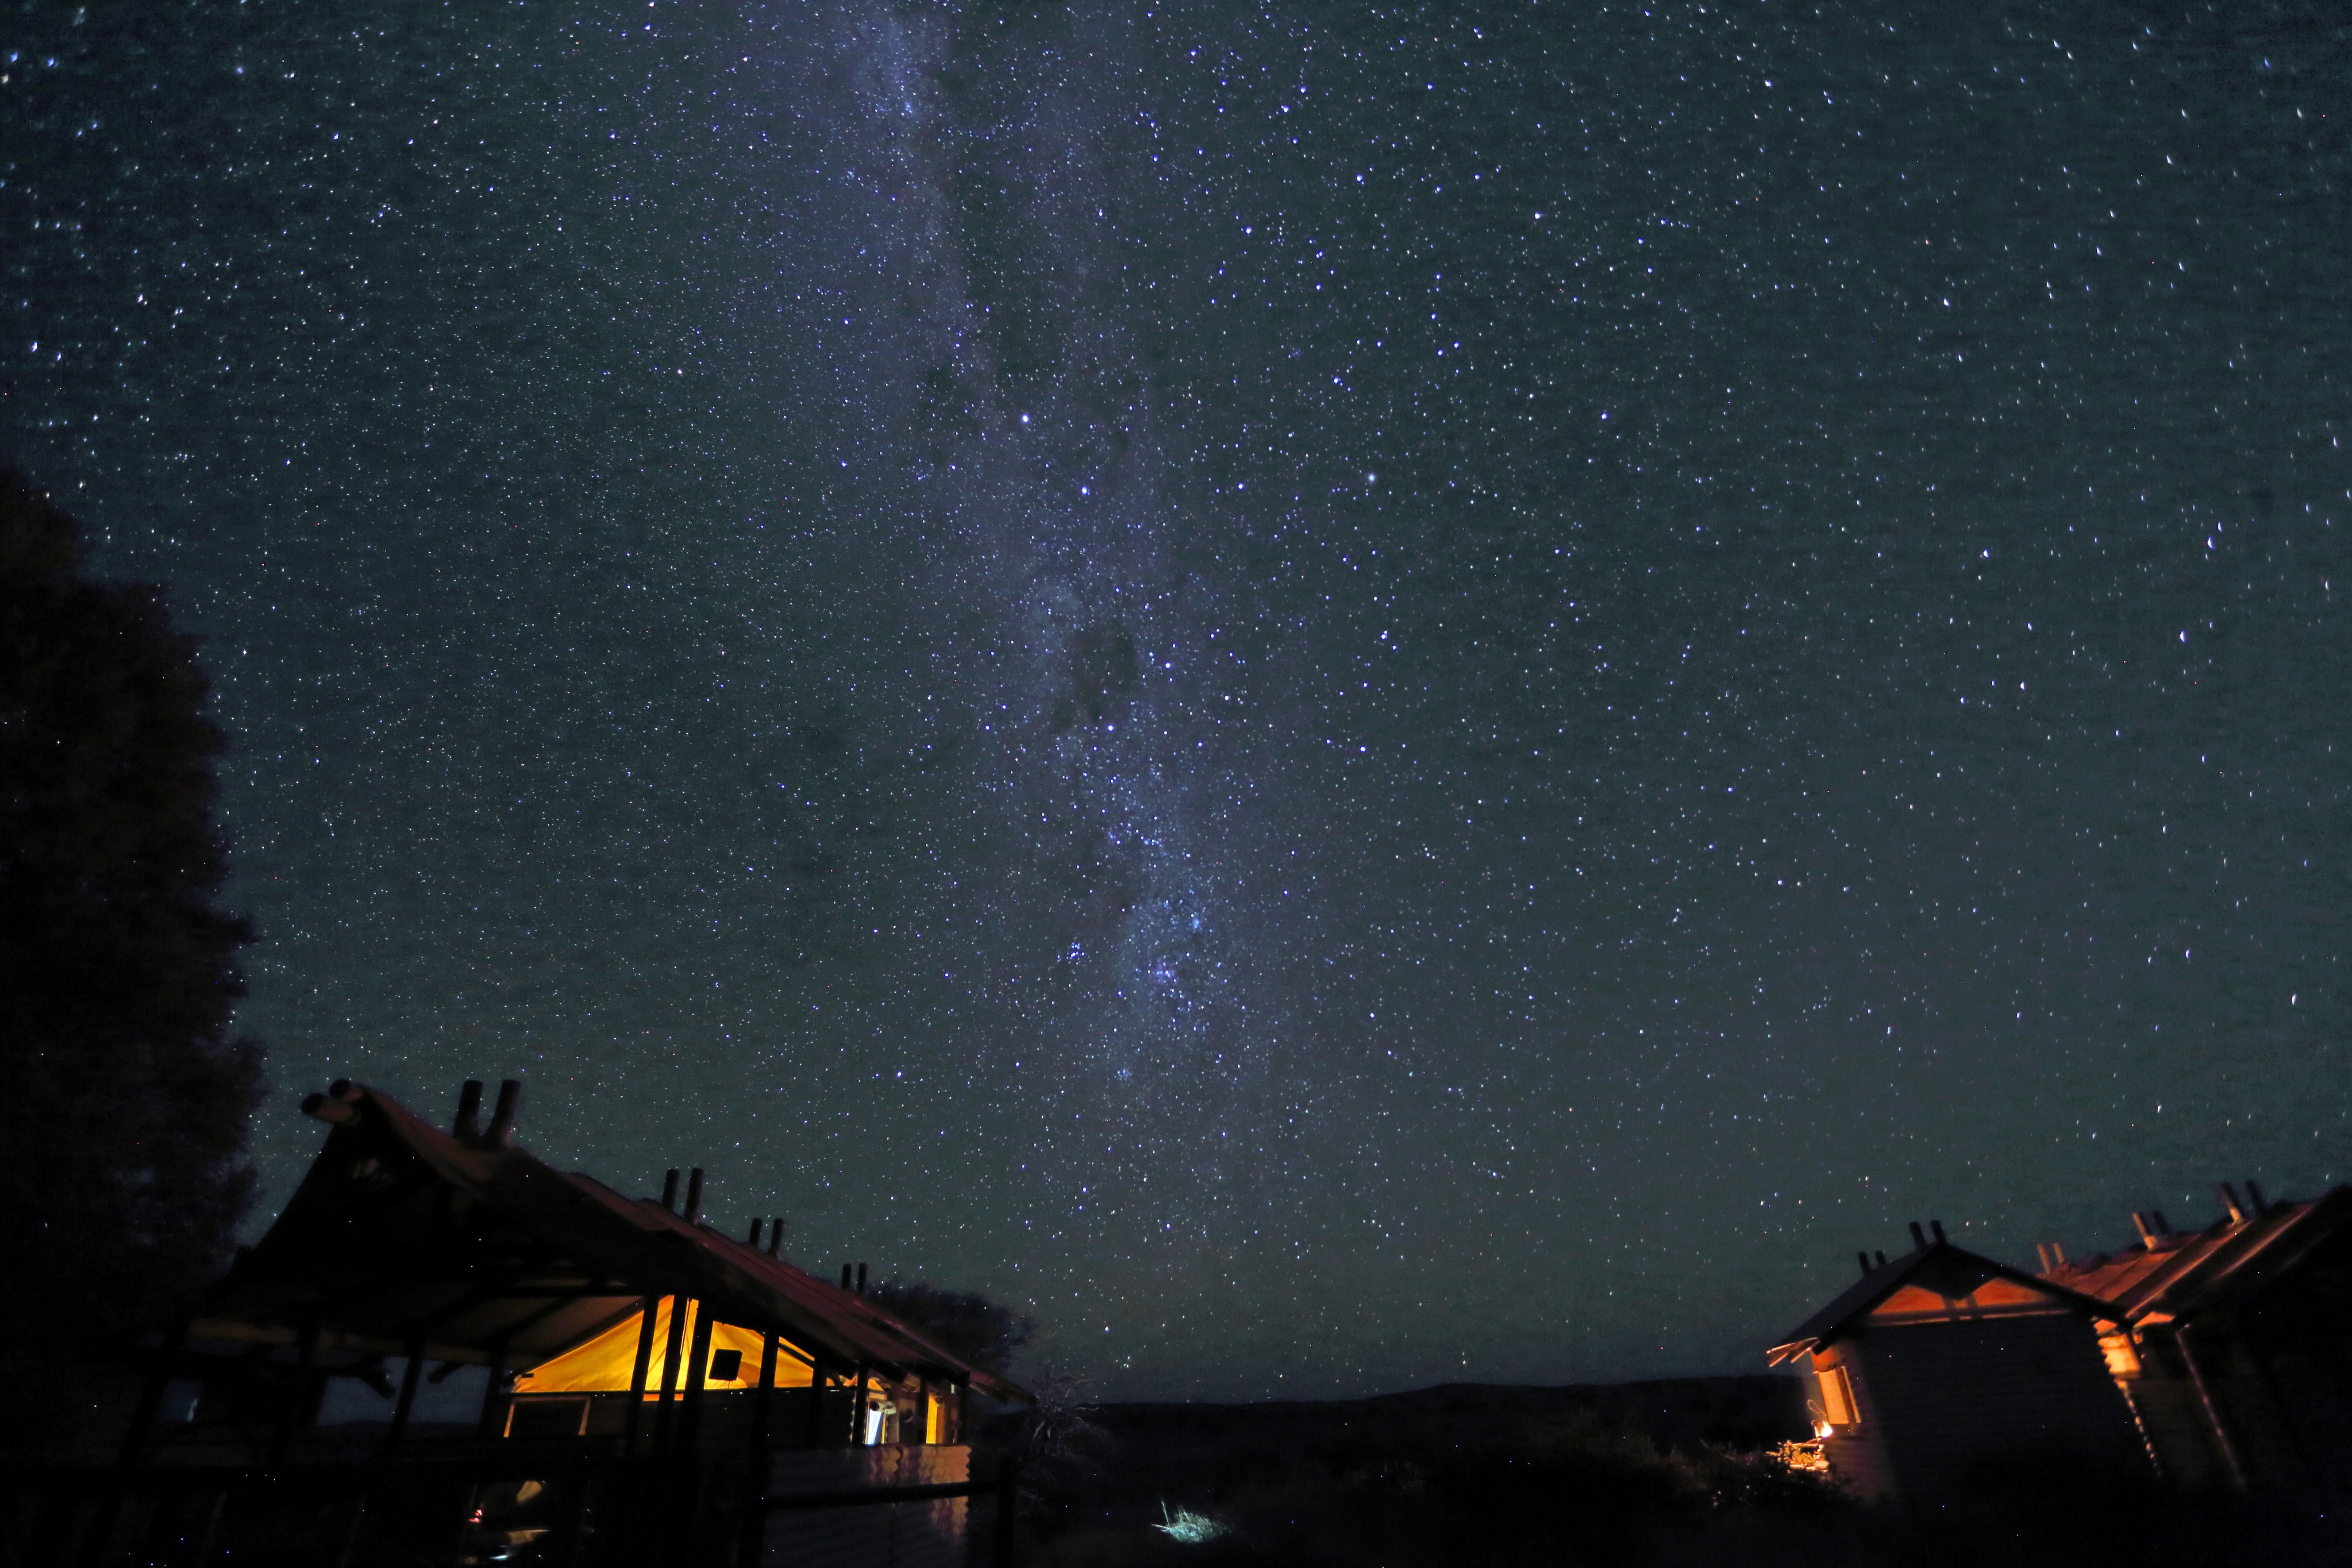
[8, 1, 2350, 1398]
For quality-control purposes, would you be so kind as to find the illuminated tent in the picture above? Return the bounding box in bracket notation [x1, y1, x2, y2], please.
[2037, 1183, 2352, 1495]
[1766, 1222, 2147, 1500]
[182, 1079, 1024, 1449]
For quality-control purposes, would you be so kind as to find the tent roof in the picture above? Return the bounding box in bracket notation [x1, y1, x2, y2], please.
[2042, 1185, 2352, 1324]
[1765, 1238, 2116, 1366]
[192, 1083, 1028, 1402]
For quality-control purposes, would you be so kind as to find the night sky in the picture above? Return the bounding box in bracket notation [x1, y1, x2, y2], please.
[8, 1, 2349, 1400]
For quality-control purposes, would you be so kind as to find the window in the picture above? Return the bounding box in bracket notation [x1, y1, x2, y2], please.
[1817, 1364, 1859, 1428]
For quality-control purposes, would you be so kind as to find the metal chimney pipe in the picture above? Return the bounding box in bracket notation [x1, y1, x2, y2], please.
[1857, 1251, 1872, 1277]
[841, 1264, 853, 1291]
[746, 1217, 763, 1246]
[301, 1092, 357, 1125]
[2152, 1210, 2173, 1237]
[2245, 1179, 2268, 1214]
[662, 1169, 681, 1211]
[454, 1080, 485, 1140]
[1907, 1221, 1927, 1251]
[2217, 1183, 2248, 1225]
[683, 1168, 704, 1225]
[856, 1263, 868, 1297]
[2131, 1211, 2160, 1248]
[1874, 1250, 1887, 1268]
[766, 1220, 785, 1258]
[485, 1079, 521, 1145]
[1929, 1220, 1947, 1245]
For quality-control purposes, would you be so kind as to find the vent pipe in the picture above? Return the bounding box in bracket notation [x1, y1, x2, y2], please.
[856, 1263, 868, 1297]
[485, 1079, 521, 1145]
[2245, 1179, 2269, 1214]
[1929, 1219, 1948, 1244]
[1856, 1251, 1872, 1277]
[2217, 1183, 2248, 1225]
[1907, 1221, 1927, 1251]
[746, 1217, 764, 1247]
[301, 1091, 357, 1125]
[1874, 1250, 1887, 1268]
[841, 1264, 854, 1291]
[662, 1170, 681, 1212]
[2131, 1211, 2160, 1248]
[683, 1168, 704, 1226]
[766, 1220, 785, 1258]
[454, 1080, 484, 1140]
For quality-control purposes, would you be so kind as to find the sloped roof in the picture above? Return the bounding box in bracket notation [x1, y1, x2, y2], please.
[2042, 1185, 2352, 1325]
[192, 1083, 1028, 1402]
[1766, 1239, 2117, 1366]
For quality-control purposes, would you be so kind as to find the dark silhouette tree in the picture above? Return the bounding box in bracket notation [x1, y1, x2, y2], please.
[0, 470, 263, 1427]
[867, 1278, 1036, 1378]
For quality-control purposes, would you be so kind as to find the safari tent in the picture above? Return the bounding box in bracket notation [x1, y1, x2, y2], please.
[2039, 1183, 2352, 1497]
[1766, 1222, 2149, 1500]
[41, 1078, 1028, 1566]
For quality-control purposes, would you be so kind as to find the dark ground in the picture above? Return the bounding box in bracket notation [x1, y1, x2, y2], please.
[990, 1377, 2352, 1568]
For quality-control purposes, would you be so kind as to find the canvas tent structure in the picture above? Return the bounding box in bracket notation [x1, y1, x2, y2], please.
[14, 1079, 1029, 1567]
[1766, 1221, 2150, 1501]
[2037, 1183, 2352, 1497]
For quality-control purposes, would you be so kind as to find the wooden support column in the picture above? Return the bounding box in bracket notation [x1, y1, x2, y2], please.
[993, 1456, 1020, 1568]
[272, 1312, 322, 1465]
[477, 1341, 511, 1439]
[736, 1329, 779, 1568]
[624, 1295, 662, 1453]
[115, 1314, 191, 1468]
[669, 1306, 718, 1567]
[850, 1361, 871, 1447]
[802, 1352, 831, 1448]
[679, 1306, 716, 1452]
[654, 1298, 693, 1453]
[2179, 1321, 2251, 1491]
[380, 1341, 426, 1460]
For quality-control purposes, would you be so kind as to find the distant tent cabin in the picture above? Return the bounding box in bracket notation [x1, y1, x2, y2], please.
[2037, 1182, 2352, 1496]
[1765, 1221, 2148, 1501]
[83, 1079, 1030, 1567]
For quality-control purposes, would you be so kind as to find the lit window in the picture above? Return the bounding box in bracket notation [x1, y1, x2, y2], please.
[1818, 1364, 1860, 1428]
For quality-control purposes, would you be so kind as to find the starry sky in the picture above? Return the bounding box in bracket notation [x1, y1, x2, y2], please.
[8, 0, 2349, 1400]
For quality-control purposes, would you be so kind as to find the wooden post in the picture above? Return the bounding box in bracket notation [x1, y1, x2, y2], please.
[2179, 1322, 2251, 1491]
[994, 1455, 1020, 1568]
[624, 1296, 662, 1452]
[116, 1314, 191, 1467]
[679, 1306, 716, 1452]
[850, 1361, 870, 1446]
[802, 1352, 830, 1448]
[737, 1330, 779, 1568]
[381, 1341, 426, 1460]
[669, 1306, 717, 1568]
[326, 1489, 368, 1568]
[477, 1341, 511, 1439]
[272, 1313, 322, 1465]
[654, 1298, 692, 1453]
